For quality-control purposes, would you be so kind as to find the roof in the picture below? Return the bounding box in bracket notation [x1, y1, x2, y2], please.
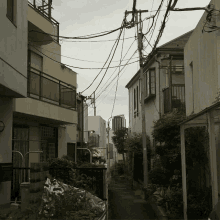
[125, 29, 194, 89]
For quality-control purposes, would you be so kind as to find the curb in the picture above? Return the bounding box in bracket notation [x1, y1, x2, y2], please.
[147, 195, 168, 220]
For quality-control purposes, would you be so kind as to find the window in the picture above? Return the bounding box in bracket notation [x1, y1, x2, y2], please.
[145, 68, 156, 97]
[134, 88, 136, 110]
[190, 62, 194, 112]
[7, 0, 16, 25]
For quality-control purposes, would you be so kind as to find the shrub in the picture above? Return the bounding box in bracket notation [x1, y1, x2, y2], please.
[48, 157, 77, 185]
[148, 168, 171, 186]
[187, 187, 212, 219]
[143, 183, 158, 199]
[110, 162, 125, 177]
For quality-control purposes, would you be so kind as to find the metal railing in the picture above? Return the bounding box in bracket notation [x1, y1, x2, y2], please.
[163, 84, 185, 114]
[28, 66, 76, 110]
[28, 0, 59, 43]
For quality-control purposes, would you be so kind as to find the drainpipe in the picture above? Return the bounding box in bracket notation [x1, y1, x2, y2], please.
[155, 55, 161, 118]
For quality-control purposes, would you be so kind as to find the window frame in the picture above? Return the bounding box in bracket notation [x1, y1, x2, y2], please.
[7, 0, 17, 26]
[145, 68, 156, 98]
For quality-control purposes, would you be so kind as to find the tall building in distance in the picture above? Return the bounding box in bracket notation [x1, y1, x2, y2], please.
[112, 115, 126, 132]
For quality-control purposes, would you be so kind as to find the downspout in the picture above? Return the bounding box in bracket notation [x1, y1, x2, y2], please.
[155, 56, 161, 118]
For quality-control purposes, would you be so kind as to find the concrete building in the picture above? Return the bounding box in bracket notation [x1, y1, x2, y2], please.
[179, 1, 220, 219]
[0, 0, 78, 207]
[88, 116, 106, 159]
[0, 0, 28, 208]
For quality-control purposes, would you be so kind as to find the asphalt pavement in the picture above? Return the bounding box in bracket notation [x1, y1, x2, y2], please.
[108, 177, 157, 220]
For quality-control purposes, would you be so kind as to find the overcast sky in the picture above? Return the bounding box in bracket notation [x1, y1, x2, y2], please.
[52, 0, 210, 128]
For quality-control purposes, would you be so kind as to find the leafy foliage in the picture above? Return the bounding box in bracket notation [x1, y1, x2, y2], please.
[148, 168, 171, 186]
[111, 127, 128, 155]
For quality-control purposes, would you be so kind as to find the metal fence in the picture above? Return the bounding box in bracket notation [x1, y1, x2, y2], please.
[163, 84, 185, 114]
[11, 167, 30, 202]
[28, 0, 59, 43]
[28, 66, 76, 109]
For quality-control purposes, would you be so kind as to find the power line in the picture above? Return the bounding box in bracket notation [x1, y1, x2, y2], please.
[28, 41, 138, 64]
[91, 22, 125, 95]
[80, 19, 125, 94]
[111, 22, 126, 118]
[95, 39, 136, 98]
[30, 36, 135, 43]
[29, 42, 139, 70]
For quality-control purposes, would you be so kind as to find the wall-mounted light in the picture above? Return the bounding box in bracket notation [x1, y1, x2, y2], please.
[0, 121, 5, 132]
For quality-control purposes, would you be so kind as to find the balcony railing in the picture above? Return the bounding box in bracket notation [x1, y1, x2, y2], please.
[28, 66, 76, 110]
[163, 84, 185, 114]
[28, 0, 59, 43]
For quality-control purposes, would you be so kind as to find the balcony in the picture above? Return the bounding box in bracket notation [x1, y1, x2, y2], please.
[163, 84, 186, 114]
[28, 0, 59, 44]
[28, 66, 76, 110]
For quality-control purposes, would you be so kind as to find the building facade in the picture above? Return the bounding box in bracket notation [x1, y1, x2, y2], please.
[0, 0, 78, 207]
[88, 116, 106, 159]
[0, 0, 28, 207]
[125, 30, 193, 153]
[179, 1, 220, 218]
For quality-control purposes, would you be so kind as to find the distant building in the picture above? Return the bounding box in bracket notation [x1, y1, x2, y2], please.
[88, 116, 106, 159]
[112, 115, 126, 132]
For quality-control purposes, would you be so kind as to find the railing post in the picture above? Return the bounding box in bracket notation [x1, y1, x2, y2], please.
[59, 81, 61, 106]
[33, 0, 36, 8]
[48, 0, 52, 20]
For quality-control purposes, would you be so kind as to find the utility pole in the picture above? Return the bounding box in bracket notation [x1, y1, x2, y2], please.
[94, 92, 96, 116]
[125, 9, 148, 188]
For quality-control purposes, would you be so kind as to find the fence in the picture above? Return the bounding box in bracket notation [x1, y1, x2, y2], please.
[28, 0, 59, 43]
[163, 84, 185, 114]
[11, 167, 30, 202]
[28, 66, 76, 110]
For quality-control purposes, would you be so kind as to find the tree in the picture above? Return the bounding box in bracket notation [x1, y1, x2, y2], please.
[111, 127, 128, 168]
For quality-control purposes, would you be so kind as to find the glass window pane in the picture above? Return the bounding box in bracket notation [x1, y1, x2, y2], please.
[29, 72, 40, 95]
[42, 77, 59, 102]
[60, 86, 76, 108]
[30, 52, 42, 71]
[147, 72, 150, 96]
[7, 0, 13, 21]
[151, 70, 155, 94]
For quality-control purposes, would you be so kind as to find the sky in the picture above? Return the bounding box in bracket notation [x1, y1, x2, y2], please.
[51, 0, 211, 128]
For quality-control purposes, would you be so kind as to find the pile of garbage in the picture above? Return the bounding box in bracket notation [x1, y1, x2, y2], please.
[39, 178, 106, 220]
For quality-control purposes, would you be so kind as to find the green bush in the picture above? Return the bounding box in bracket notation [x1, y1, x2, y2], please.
[148, 168, 170, 186]
[110, 162, 125, 177]
[143, 183, 158, 199]
[187, 187, 212, 219]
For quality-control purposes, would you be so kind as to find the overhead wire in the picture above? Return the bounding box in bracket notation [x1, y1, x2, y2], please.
[111, 21, 126, 118]
[80, 18, 125, 94]
[95, 39, 136, 98]
[28, 42, 139, 70]
[29, 41, 138, 64]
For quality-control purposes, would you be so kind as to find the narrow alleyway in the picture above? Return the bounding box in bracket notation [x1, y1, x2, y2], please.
[108, 177, 157, 220]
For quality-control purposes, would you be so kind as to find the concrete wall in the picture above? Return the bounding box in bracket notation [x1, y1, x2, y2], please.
[27, 5, 54, 36]
[184, 0, 220, 116]
[14, 98, 77, 124]
[0, 0, 28, 98]
[0, 97, 13, 206]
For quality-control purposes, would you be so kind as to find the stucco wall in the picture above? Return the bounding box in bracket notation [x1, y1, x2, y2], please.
[0, 97, 13, 206]
[184, 0, 220, 115]
[14, 98, 77, 124]
[0, 0, 28, 98]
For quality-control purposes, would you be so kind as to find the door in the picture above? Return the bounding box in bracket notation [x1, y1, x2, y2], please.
[40, 126, 58, 162]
